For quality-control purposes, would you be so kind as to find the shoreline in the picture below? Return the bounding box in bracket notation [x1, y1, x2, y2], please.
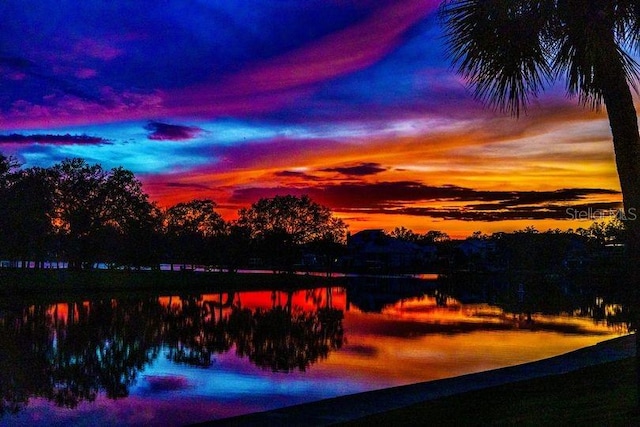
[199, 334, 636, 426]
[0, 268, 341, 299]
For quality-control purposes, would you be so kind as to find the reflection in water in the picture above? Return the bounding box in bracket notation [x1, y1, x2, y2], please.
[0, 289, 344, 417]
[0, 298, 165, 415]
[232, 305, 343, 372]
[0, 278, 627, 424]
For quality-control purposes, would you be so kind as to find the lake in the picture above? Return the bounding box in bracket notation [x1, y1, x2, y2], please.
[0, 276, 624, 426]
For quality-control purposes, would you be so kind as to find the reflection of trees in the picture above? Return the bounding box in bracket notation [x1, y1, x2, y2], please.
[230, 303, 344, 373]
[162, 295, 233, 367]
[0, 304, 52, 415]
[0, 288, 345, 418]
[345, 277, 430, 313]
[347, 275, 632, 335]
[60, 299, 164, 400]
[161, 290, 345, 372]
[0, 298, 164, 414]
[2, 280, 632, 420]
[576, 296, 633, 333]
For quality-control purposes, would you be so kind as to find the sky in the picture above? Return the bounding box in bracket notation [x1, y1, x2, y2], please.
[0, 0, 626, 237]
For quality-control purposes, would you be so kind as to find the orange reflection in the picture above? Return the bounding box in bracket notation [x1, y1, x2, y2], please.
[46, 301, 93, 324]
[157, 288, 347, 313]
[318, 293, 621, 387]
[36, 287, 624, 392]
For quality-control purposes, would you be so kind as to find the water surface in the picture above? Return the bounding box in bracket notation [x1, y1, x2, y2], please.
[0, 279, 623, 426]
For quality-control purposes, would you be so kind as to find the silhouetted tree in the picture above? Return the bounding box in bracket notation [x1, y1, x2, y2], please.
[165, 199, 225, 238]
[237, 195, 347, 272]
[576, 217, 627, 246]
[0, 167, 56, 268]
[0, 155, 22, 264]
[51, 159, 158, 269]
[390, 227, 421, 243]
[52, 159, 106, 268]
[423, 230, 451, 244]
[307, 232, 347, 275]
[391, 227, 450, 245]
[103, 168, 163, 268]
[219, 223, 252, 272]
[164, 199, 226, 269]
[0, 154, 19, 186]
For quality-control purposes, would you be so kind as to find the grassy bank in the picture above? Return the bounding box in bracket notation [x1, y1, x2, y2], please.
[0, 268, 340, 299]
[344, 356, 639, 426]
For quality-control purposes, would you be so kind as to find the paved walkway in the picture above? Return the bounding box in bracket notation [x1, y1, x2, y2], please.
[197, 334, 636, 426]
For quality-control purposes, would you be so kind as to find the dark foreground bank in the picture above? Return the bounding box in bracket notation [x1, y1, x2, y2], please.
[0, 268, 338, 298]
[199, 334, 636, 426]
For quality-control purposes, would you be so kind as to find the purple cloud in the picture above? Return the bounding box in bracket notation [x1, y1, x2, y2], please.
[141, 375, 191, 393]
[145, 122, 203, 141]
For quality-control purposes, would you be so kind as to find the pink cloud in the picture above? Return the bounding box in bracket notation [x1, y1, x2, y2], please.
[0, 2, 441, 129]
[74, 38, 123, 61]
[0, 89, 163, 130]
[7, 71, 27, 81]
[166, 1, 439, 117]
[75, 68, 97, 79]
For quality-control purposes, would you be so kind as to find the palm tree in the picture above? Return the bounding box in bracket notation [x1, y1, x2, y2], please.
[440, 0, 640, 266]
[440, 0, 640, 404]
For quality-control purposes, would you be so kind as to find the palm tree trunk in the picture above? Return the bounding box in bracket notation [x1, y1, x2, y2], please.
[601, 64, 640, 273]
[599, 43, 640, 407]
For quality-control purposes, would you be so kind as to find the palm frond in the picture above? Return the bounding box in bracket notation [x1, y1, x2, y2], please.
[610, 0, 640, 49]
[552, 0, 640, 109]
[440, 0, 553, 116]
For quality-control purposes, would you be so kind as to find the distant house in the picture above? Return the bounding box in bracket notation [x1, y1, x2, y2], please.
[491, 232, 590, 272]
[346, 229, 433, 273]
[562, 235, 590, 269]
[458, 239, 496, 258]
[455, 239, 498, 271]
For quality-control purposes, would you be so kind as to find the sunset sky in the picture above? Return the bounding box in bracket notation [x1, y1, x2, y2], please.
[0, 0, 627, 237]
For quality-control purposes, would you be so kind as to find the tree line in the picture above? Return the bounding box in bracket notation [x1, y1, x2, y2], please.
[0, 155, 347, 271]
[0, 154, 626, 274]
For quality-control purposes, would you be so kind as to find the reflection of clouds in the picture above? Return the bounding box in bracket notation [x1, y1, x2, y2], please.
[140, 375, 192, 394]
[341, 344, 378, 357]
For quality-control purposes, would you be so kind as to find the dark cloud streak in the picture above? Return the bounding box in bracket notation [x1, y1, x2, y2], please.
[274, 170, 323, 181]
[321, 162, 387, 176]
[230, 181, 621, 222]
[164, 182, 213, 190]
[0, 133, 110, 145]
[145, 122, 203, 141]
